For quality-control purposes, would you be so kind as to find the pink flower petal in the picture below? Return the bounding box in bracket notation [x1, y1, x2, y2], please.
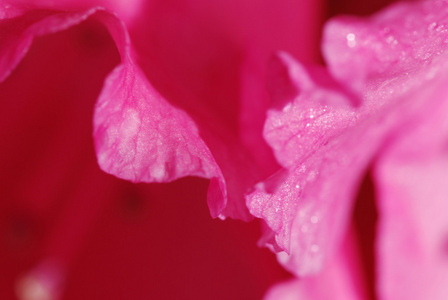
[324, 0, 448, 99]
[0, 8, 102, 82]
[0, 0, 143, 23]
[249, 0, 448, 278]
[374, 76, 448, 300]
[264, 228, 367, 300]
[324, 2, 448, 298]
[246, 52, 381, 275]
[93, 62, 226, 214]
[90, 11, 230, 218]
[92, 60, 217, 183]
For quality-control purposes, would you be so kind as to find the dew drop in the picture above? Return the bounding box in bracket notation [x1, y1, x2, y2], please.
[428, 22, 437, 31]
[347, 33, 356, 48]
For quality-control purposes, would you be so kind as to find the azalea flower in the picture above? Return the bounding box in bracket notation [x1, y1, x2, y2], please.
[2, 0, 447, 299]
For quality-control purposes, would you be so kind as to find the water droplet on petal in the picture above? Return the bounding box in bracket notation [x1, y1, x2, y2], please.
[347, 33, 356, 48]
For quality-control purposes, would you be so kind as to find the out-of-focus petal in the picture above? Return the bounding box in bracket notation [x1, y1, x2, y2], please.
[238, 48, 280, 179]
[0, 8, 101, 82]
[0, 0, 143, 24]
[374, 75, 448, 300]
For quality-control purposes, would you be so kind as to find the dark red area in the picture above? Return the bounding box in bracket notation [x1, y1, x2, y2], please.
[327, 0, 404, 17]
[352, 172, 378, 300]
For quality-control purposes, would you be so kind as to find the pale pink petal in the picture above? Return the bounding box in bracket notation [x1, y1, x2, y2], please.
[323, 0, 448, 100]
[249, 0, 448, 278]
[324, 2, 448, 298]
[93, 62, 224, 208]
[262, 52, 359, 168]
[96, 11, 235, 219]
[246, 52, 381, 275]
[264, 228, 367, 300]
[374, 76, 448, 300]
[92, 11, 231, 218]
